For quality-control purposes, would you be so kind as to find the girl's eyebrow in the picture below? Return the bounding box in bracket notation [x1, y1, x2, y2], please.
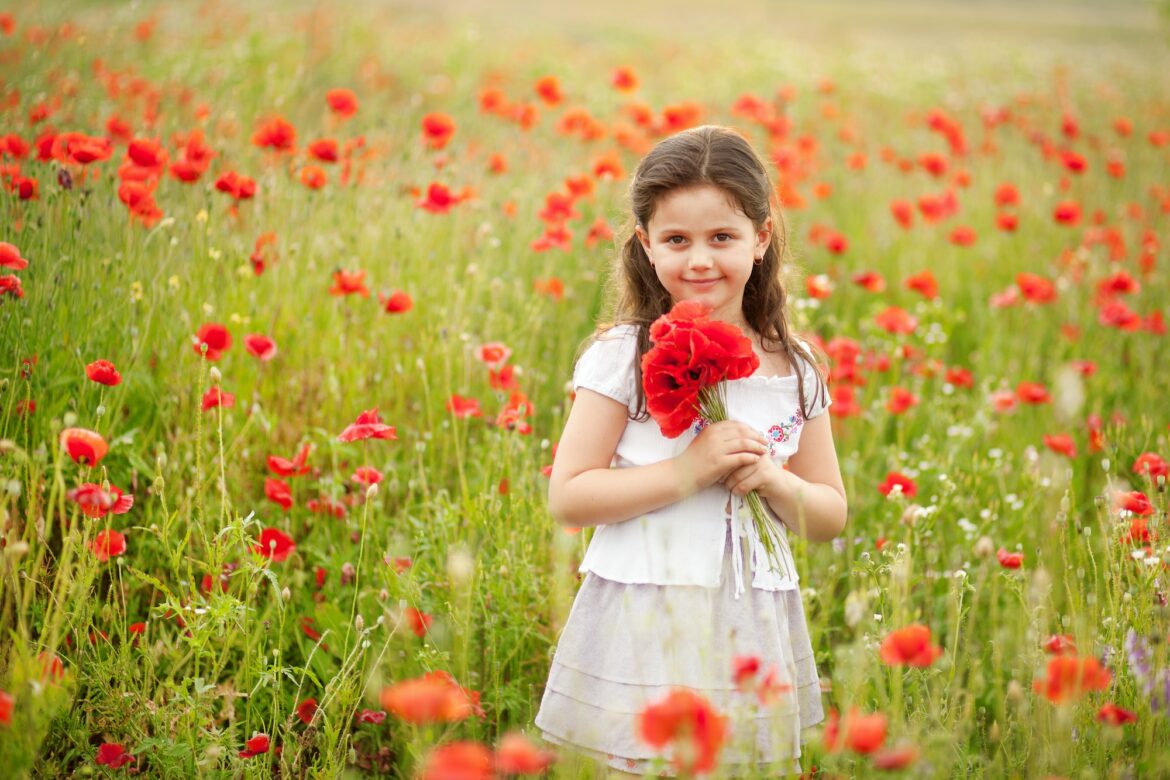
[654, 226, 740, 235]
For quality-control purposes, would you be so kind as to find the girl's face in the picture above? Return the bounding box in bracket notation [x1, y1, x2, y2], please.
[636, 184, 771, 330]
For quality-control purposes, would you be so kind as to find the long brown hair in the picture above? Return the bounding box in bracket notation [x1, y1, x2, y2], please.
[591, 124, 828, 422]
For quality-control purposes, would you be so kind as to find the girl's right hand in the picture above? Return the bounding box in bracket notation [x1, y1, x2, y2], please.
[674, 420, 770, 494]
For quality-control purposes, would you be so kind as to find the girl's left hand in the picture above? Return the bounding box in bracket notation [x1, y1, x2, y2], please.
[723, 453, 787, 499]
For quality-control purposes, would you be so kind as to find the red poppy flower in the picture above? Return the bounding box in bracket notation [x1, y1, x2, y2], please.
[1113, 491, 1154, 516]
[299, 165, 327, 189]
[85, 359, 121, 386]
[338, 408, 397, 442]
[878, 472, 917, 498]
[213, 170, 256, 200]
[851, 270, 885, 293]
[534, 74, 564, 106]
[268, 444, 312, 477]
[39, 652, 64, 682]
[1054, 200, 1081, 226]
[67, 483, 134, 518]
[0, 689, 13, 725]
[495, 731, 557, 774]
[1132, 452, 1169, 479]
[1043, 635, 1077, 655]
[420, 112, 456, 150]
[415, 182, 463, 214]
[95, 743, 135, 769]
[60, 427, 108, 467]
[1097, 299, 1141, 331]
[90, 529, 127, 562]
[825, 707, 887, 754]
[1016, 273, 1057, 303]
[330, 269, 370, 297]
[889, 199, 913, 229]
[308, 138, 338, 163]
[380, 671, 482, 723]
[0, 241, 28, 270]
[128, 622, 146, 636]
[1043, 433, 1077, 458]
[354, 709, 386, 725]
[201, 387, 235, 411]
[446, 394, 483, 419]
[997, 548, 1023, 569]
[326, 88, 359, 118]
[296, 698, 318, 725]
[903, 270, 938, 299]
[405, 607, 433, 637]
[239, 732, 270, 759]
[732, 655, 761, 688]
[880, 624, 942, 667]
[1016, 382, 1051, 404]
[611, 65, 639, 92]
[475, 342, 512, 369]
[421, 741, 494, 780]
[264, 478, 293, 510]
[533, 276, 564, 301]
[253, 528, 295, 562]
[945, 367, 974, 388]
[1097, 702, 1137, 726]
[638, 688, 727, 775]
[0, 274, 24, 299]
[874, 306, 918, 335]
[251, 115, 297, 154]
[1033, 655, 1111, 704]
[949, 225, 977, 246]
[886, 387, 919, 415]
[192, 323, 231, 361]
[244, 333, 277, 361]
[377, 289, 413, 313]
[994, 182, 1019, 206]
[352, 466, 384, 486]
[872, 743, 920, 770]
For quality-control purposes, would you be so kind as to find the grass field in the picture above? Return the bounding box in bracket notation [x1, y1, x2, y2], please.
[1, 0, 1169, 777]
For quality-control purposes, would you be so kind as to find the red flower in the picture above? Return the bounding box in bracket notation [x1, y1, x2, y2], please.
[85, 359, 121, 386]
[268, 444, 312, 477]
[421, 112, 456, 150]
[1097, 702, 1137, 726]
[379, 290, 413, 313]
[904, 270, 939, 300]
[1017, 273, 1057, 304]
[239, 732, 270, 759]
[949, 225, 977, 246]
[193, 323, 232, 361]
[1054, 200, 1081, 225]
[997, 548, 1023, 569]
[1016, 382, 1051, 404]
[355, 709, 386, 725]
[0, 274, 24, 299]
[872, 743, 920, 770]
[885, 387, 919, 415]
[852, 270, 886, 293]
[0, 689, 13, 725]
[264, 478, 293, 510]
[415, 182, 464, 214]
[251, 115, 297, 153]
[880, 624, 942, 667]
[611, 65, 639, 92]
[67, 483, 134, 518]
[420, 741, 493, 780]
[326, 88, 359, 118]
[60, 428, 108, 467]
[39, 652, 64, 682]
[637, 688, 727, 775]
[244, 333, 277, 361]
[0, 241, 29, 270]
[877, 472, 917, 499]
[95, 743, 135, 769]
[1133, 452, 1169, 479]
[253, 528, 295, 562]
[338, 408, 397, 442]
[1043, 635, 1077, 655]
[299, 165, 327, 189]
[380, 671, 483, 723]
[874, 306, 918, 335]
[405, 607, 433, 637]
[446, 394, 483, 419]
[352, 466, 384, 486]
[308, 138, 338, 162]
[91, 529, 127, 562]
[201, 387, 235, 411]
[732, 655, 760, 688]
[330, 269, 370, 297]
[641, 300, 759, 438]
[824, 707, 887, 755]
[1043, 433, 1077, 458]
[1114, 491, 1154, 516]
[1033, 655, 1112, 704]
[296, 698, 318, 725]
[214, 170, 256, 200]
[890, 199, 914, 229]
[495, 731, 557, 774]
[945, 367, 974, 388]
[475, 341, 512, 369]
[994, 182, 1019, 206]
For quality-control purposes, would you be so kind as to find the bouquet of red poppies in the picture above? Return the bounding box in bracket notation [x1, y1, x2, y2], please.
[641, 300, 790, 574]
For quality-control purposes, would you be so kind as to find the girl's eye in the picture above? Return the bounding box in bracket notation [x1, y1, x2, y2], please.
[713, 233, 733, 242]
[666, 236, 687, 245]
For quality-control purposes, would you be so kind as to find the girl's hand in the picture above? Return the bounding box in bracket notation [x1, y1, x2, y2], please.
[723, 453, 787, 500]
[674, 421, 770, 494]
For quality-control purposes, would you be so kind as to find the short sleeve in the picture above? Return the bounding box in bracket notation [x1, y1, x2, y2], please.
[794, 338, 832, 420]
[572, 325, 638, 408]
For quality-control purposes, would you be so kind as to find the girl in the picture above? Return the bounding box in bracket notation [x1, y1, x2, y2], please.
[534, 125, 847, 778]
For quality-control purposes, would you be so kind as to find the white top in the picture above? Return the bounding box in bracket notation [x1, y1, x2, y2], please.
[571, 324, 831, 597]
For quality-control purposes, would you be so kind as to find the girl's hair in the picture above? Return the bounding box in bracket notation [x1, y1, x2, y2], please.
[592, 124, 828, 422]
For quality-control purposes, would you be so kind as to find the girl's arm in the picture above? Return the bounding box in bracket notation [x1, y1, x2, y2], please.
[548, 389, 769, 528]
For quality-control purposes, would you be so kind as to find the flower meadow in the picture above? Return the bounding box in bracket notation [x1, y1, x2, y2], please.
[1, 1, 1169, 777]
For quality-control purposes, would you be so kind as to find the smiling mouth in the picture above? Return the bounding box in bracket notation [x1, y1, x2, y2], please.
[684, 278, 721, 285]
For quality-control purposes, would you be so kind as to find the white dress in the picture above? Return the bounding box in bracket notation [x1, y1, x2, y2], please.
[534, 325, 830, 776]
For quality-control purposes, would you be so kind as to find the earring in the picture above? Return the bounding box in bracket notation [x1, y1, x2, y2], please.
[753, 256, 763, 266]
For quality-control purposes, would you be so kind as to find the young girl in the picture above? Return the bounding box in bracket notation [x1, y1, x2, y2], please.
[534, 125, 847, 777]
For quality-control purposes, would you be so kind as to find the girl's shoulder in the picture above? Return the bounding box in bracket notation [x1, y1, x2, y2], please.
[572, 323, 641, 407]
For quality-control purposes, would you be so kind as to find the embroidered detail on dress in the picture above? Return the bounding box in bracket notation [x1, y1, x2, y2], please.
[766, 412, 804, 457]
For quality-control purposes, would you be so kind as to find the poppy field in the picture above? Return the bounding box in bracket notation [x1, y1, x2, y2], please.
[1, 0, 1169, 777]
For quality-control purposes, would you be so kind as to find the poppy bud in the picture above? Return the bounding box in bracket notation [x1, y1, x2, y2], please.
[209, 367, 221, 385]
[366, 483, 378, 499]
[1006, 680, 1024, 702]
[447, 548, 474, 586]
[973, 536, 995, 558]
[354, 614, 364, 632]
[378, 588, 389, 602]
[95, 405, 106, 418]
[63, 412, 78, 427]
[281, 587, 291, 602]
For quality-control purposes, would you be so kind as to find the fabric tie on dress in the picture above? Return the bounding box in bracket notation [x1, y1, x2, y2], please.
[728, 494, 749, 600]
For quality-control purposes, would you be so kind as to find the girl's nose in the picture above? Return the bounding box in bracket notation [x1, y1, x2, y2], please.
[687, 252, 714, 270]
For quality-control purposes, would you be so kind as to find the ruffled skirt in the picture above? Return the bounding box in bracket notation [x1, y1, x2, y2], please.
[535, 526, 824, 777]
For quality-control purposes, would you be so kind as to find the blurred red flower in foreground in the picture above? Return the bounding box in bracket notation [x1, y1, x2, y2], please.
[60, 428, 108, 466]
[379, 290, 413, 313]
[877, 471, 917, 498]
[447, 394, 483, 419]
[0, 241, 29, 270]
[95, 743, 135, 769]
[85, 359, 121, 386]
[1043, 635, 1077, 655]
[326, 88, 359, 118]
[253, 528, 295, 562]
[0, 689, 12, 725]
[823, 707, 888, 754]
[239, 732, 270, 758]
[1097, 702, 1137, 726]
[90, 529, 127, 562]
[1033, 655, 1111, 704]
[880, 624, 942, 667]
[338, 409, 397, 442]
[637, 688, 727, 775]
[405, 607, 433, 637]
[252, 115, 297, 153]
[420, 741, 493, 780]
[330, 269, 370, 297]
[421, 112, 456, 150]
[380, 671, 483, 723]
[193, 323, 232, 361]
[495, 731, 557, 774]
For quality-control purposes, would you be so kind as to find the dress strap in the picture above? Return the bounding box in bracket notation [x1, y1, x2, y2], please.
[729, 496, 747, 600]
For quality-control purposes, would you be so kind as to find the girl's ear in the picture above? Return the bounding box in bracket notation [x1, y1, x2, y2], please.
[635, 224, 652, 258]
[756, 217, 773, 258]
